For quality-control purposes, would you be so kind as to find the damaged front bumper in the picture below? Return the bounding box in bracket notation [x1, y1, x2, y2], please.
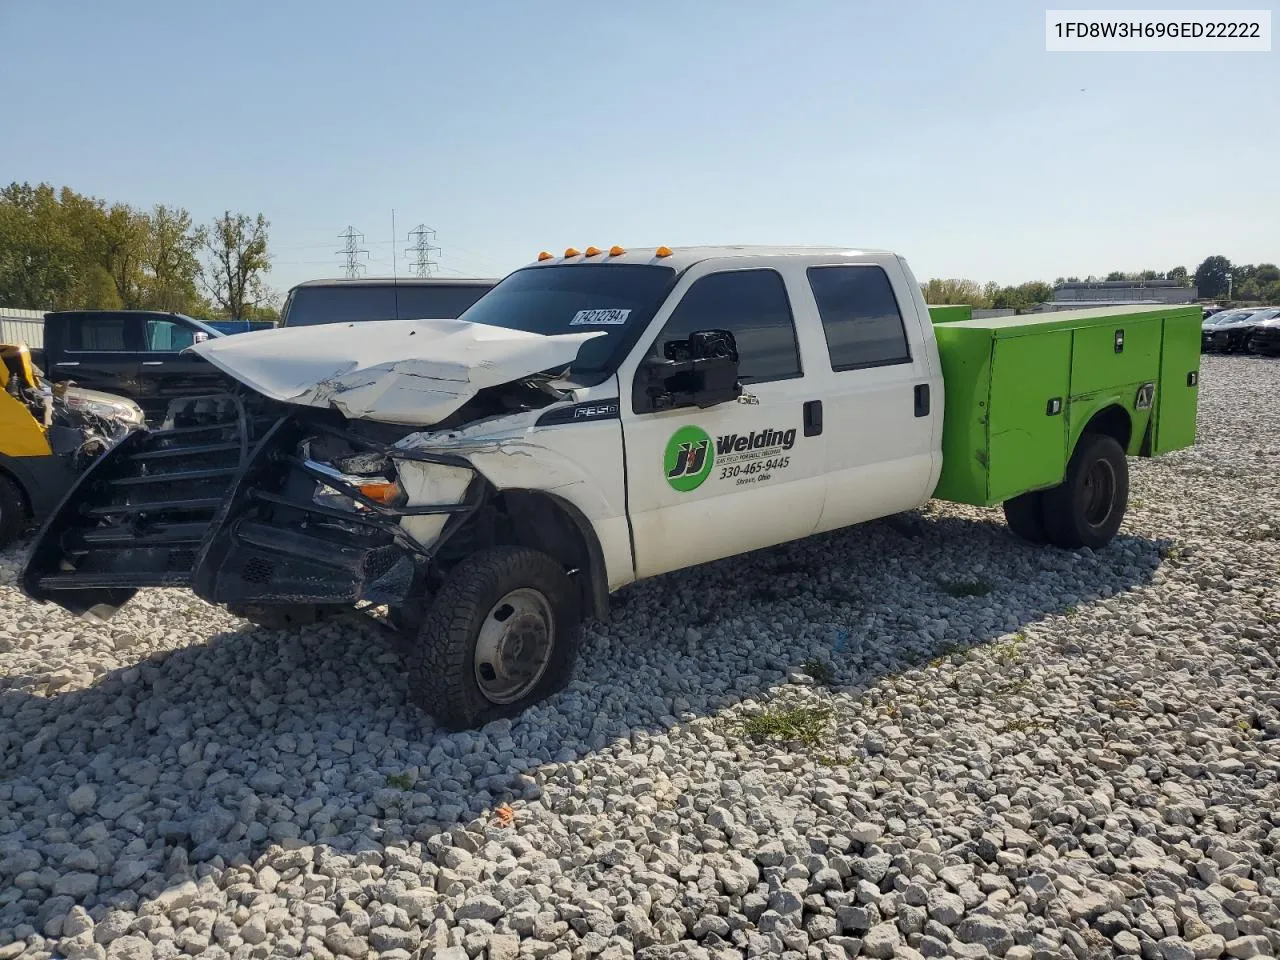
[20, 392, 485, 619]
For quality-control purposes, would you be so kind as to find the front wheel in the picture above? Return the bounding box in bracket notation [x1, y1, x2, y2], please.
[1041, 433, 1129, 549]
[407, 546, 581, 730]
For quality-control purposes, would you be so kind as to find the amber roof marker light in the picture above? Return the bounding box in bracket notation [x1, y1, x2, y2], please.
[537, 251, 553, 261]
[655, 246, 673, 258]
[564, 247, 581, 258]
[609, 245, 626, 256]
[584, 246, 602, 257]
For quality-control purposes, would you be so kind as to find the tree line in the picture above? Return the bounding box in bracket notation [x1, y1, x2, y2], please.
[0, 182, 277, 320]
[925, 256, 1279, 310]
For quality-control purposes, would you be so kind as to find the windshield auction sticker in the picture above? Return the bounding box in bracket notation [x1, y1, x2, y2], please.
[569, 308, 631, 326]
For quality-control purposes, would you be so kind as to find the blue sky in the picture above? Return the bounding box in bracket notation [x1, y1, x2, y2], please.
[2, 1, 1276, 295]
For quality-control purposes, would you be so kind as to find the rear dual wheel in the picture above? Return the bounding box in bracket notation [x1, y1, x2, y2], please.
[1003, 433, 1128, 550]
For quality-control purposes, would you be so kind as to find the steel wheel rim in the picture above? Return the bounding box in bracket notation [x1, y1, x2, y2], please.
[474, 587, 554, 704]
[1081, 457, 1117, 529]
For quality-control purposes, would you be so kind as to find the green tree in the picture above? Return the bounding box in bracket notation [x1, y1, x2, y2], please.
[1167, 266, 1189, 285]
[1255, 263, 1280, 286]
[922, 278, 989, 307]
[0, 182, 79, 309]
[1105, 271, 1127, 282]
[142, 204, 202, 312]
[198, 211, 274, 319]
[1194, 256, 1232, 299]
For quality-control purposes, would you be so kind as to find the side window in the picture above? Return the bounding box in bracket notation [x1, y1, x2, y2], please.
[807, 266, 912, 371]
[144, 319, 196, 352]
[653, 269, 801, 383]
[66, 317, 128, 352]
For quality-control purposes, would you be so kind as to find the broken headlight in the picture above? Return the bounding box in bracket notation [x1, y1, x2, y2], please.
[300, 438, 406, 512]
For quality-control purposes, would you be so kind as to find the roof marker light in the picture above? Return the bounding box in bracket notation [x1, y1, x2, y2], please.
[537, 251, 553, 261]
[609, 245, 626, 256]
[564, 247, 580, 257]
[655, 246, 673, 258]
[584, 246, 602, 257]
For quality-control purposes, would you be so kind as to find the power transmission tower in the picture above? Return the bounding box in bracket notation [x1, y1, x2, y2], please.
[405, 224, 440, 277]
[336, 226, 369, 279]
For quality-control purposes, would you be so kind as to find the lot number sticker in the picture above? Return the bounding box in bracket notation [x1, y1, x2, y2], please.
[569, 308, 631, 326]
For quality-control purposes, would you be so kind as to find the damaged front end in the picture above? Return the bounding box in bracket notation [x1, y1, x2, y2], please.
[21, 318, 600, 623]
[20, 393, 494, 622]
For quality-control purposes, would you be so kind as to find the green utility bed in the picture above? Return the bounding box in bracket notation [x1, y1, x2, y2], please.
[932, 305, 1201, 508]
[927, 304, 973, 324]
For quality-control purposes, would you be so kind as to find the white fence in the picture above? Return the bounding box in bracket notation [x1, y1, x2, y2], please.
[1, 308, 45, 349]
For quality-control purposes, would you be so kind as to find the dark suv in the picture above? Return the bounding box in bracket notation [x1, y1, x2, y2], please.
[279, 277, 498, 328]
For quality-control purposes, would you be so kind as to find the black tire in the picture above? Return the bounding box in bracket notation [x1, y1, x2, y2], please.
[408, 546, 581, 730]
[1041, 433, 1129, 550]
[1002, 490, 1049, 544]
[0, 473, 26, 550]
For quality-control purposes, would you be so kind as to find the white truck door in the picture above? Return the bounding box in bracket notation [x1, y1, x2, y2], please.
[618, 263, 827, 579]
[799, 259, 943, 533]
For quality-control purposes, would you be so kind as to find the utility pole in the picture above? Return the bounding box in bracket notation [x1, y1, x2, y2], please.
[406, 224, 440, 278]
[336, 226, 368, 279]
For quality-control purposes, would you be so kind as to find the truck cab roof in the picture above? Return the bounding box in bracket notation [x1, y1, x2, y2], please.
[526, 245, 895, 272]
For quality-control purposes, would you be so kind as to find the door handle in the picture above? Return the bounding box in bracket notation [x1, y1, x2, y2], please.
[914, 384, 930, 417]
[57, 361, 79, 367]
[142, 361, 163, 366]
[803, 399, 823, 437]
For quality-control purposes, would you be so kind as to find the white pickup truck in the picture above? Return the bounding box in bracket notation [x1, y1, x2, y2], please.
[21, 245, 1201, 729]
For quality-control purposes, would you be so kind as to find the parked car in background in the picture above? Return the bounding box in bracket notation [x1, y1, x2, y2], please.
[278, 277, 498, 328]
[1245, 308, 1280, 355]
[1201, 308, 1266, 353]
[41, 310, 232, 424]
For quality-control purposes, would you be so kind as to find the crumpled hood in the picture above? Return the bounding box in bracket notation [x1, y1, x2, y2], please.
[187, 318, 605, 425]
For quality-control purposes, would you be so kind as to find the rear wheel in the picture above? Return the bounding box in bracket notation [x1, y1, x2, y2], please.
[1041, 433, 1129, 549]
[0, 473, 25, 550]
[407, 546, 581, 730]
[1002, 490, 1049, 544]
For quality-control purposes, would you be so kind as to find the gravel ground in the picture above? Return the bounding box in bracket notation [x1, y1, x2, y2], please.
[1, 353, 1277, 960]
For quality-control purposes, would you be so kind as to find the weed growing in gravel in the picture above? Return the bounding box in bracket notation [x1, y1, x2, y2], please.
[993, 632, 1029, 666]
[999, 716, 1049, 734]
[801, 658, 836, 686]
[385, 772, 415, 790]
[739, 705, 833, 747]
[937, 576, 995, 598]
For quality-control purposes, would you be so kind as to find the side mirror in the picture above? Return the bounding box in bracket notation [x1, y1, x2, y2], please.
[635, 329, 741, 413]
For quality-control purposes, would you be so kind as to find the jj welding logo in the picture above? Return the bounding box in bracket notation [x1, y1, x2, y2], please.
[664, 425, 714, 492]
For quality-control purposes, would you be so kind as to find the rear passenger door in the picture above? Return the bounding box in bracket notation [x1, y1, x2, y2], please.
[802, 263, 942, 533]
[619, 263, 827, 578]
[49, 314, 142, 397]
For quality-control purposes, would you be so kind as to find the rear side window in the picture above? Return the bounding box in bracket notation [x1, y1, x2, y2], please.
[655, 270, 801, 383]
[807, 266, 911, 371]
[65, 317, 128, 351]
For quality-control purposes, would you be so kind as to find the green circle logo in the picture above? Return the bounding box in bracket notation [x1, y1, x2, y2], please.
[664, 425, 714, 492]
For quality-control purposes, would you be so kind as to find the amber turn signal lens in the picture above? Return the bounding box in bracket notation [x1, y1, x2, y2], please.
[357, 480, 401, 504]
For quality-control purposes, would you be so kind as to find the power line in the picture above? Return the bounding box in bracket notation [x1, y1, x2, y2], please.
[336, 226, 369, 279]
[405, 224, 440, 278]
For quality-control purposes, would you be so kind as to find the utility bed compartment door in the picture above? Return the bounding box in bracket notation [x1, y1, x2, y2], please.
[1153, 313, 1201, 454]
[1069, 319, 1162, 397]
[987, 332, 1071, 503]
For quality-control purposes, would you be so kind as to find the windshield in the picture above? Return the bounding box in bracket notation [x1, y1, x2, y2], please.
[281, 283, 493, 327]
[457, 264, 678, 381]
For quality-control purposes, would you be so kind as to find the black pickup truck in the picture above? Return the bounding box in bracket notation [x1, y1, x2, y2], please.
[40, 311, 232, 424]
